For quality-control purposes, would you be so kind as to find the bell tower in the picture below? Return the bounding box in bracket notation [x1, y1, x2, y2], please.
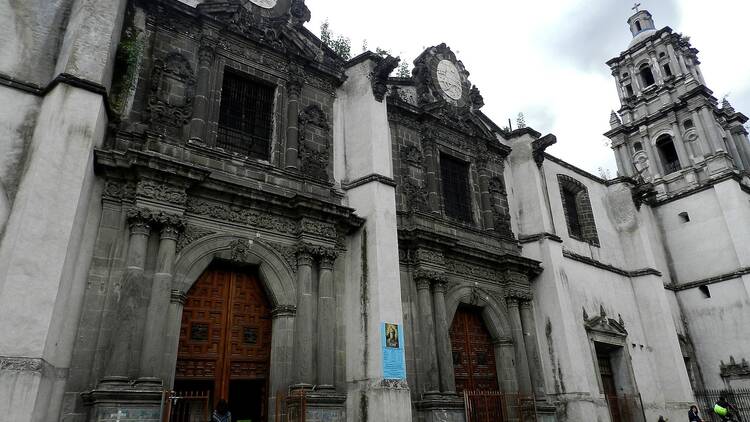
[605, 9, 750, 196]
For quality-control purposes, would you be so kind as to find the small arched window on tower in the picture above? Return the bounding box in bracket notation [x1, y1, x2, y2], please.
[640, 64, 656, 87]
[558, 175, 599, 246]
[633, 142, 643, 152]
[656, 134, 682, 174]
[635, 20, 642, 32]
[625, 84, 634, 97]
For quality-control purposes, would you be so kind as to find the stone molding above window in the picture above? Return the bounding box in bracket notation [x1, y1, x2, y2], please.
[558, 174, 600, 247]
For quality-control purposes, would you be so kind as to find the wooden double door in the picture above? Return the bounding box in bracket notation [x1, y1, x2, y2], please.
[450, 305, 500, 393]
[175, 266, 272, 421]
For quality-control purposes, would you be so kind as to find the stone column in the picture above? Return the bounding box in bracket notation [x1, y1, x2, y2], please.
[285, 68, 304, 170]
[188, 37, 215, 142]
[520, 301, 545, 398]
[691, 109, 712, 156]
[477, 159, 494, 229]
[700, 107, 724, 152]
[416, 275, 440, 393]
[731, 128, 750, 169]
[670, 122, 691, 167]
[666, 44, 684, 76]
[140, 215, 183, 378]
[106, 209, 152, 378]
[269, 305, 296, 420]
[494, 337, 518, 393]
[641, 134, 663, 178]
[432, 280, 456, 394]
[163, 290, 187, 386]
[422, 138, 442, 213]
[506, 297, 532, 395]
[292, 245, 315, 387]
[316, 249, 337, 389]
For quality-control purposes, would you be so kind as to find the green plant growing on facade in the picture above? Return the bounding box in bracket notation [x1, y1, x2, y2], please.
[109, 24, 144, 116]
[320, 19, 351, 60]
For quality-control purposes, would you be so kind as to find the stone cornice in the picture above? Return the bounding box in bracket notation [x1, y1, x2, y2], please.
[341, 174, 397, 190]
[562, 249, 661, 278]
[518, 232, 563, 244]
[667, 266, 750, 292]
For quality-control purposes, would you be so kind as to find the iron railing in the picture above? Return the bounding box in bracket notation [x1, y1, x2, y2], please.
[162, 390, 210, 422]
[463, 390, 537, 422]
[695, 388, 750, 421]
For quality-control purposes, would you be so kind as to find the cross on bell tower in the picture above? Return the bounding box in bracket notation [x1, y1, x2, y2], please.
[604, 9, 750, 198]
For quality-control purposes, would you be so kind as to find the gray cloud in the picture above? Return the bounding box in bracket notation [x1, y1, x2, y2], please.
[543, 0, 679, 73]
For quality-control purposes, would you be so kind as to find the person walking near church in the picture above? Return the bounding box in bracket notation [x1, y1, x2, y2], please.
[211, 399, 232, 422]
[689, 405, 704, 421]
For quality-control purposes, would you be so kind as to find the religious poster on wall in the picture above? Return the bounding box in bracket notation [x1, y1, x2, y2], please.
[381, 322, 406, 379]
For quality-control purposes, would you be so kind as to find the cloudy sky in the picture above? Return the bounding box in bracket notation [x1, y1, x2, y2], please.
[305, 0, 750, 177]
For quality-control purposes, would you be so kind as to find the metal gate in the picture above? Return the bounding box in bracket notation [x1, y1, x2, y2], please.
[162, 390, 210, 422]
[463, 391, 537, 422]
[695, 388, 750, 421]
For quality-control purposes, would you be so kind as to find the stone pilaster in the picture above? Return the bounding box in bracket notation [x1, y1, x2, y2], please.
[691, 109, 712, 157]
[476, 158, 494, 230]
[641, 133, 662, 178]
[269, 305, 296, 421]
[415, 275, 440, 393]
[140, 214, 184, 378]
[699, 107, 724, 152]
[316, 248, 338, 389]
[506, 297, 532, 395]
[670, 121, 691, 167]
[292, 244, 315, 387]
[519, 300, 546, 399]
[285, 66, 304, 169]
[188, 36, 215, 142]
[162, 289, 186, 385]
[106, 209, 152, 378]
[432, 280, 456, 394]
[422, 138, 442, 213]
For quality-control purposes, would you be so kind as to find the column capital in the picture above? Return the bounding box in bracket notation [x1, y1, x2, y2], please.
[170, 290, 186, 305]
[505, 297, 520, 308]
[316, 247, 338, 269]
[415, 277, 431, 291]
[272, 305, 297, 318]
[126, 208, 153, 236]
[198, 36, 217, 66]
[519, 300, 533, 310]
[295, 243, 315, 266]
[153, 212, 185, 240]
[432, 279, 448, 294]
[287, 63, 305, 97]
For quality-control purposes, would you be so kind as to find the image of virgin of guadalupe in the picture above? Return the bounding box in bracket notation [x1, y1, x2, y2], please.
[385, 323, 399, 348]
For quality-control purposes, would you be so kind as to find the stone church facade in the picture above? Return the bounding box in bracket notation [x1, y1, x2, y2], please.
[0, 1, 748, 422]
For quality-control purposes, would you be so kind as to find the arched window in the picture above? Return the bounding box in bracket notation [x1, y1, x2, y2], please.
[558, 175, 599, 246]
[683, 119, 694, 130]
[639, 64, 655, 87]
[656, 134, 682, 174]
[635, 21, 642, 31]
[625, 84, 634, 97]
[633, 142, 643, 152]
[663, 63, 673, 77]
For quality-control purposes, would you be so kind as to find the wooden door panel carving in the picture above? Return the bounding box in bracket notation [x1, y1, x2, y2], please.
[176, 267, 272, 403]
[450, 306, 499, 393]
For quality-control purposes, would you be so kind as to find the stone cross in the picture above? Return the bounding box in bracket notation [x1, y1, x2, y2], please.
[632, 3, 641, 12]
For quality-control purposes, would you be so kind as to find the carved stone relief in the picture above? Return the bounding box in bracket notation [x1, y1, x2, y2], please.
[176, 224, 217, 253]
[298, 105, 331, 182]
[136, 180, 187, 205]
[401, 179, 429, 213]
[148, 52, 196, 127]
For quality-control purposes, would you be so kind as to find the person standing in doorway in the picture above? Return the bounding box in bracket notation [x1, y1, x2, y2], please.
[211, 399, 232, 422]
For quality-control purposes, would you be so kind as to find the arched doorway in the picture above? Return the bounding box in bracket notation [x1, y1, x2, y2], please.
[175, 263, 272, 421]
[450, 305, 500, 393]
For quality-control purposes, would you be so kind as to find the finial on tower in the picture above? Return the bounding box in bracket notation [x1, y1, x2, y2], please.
[610, 110, 622, 128]
[632, 3, 641, 12]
